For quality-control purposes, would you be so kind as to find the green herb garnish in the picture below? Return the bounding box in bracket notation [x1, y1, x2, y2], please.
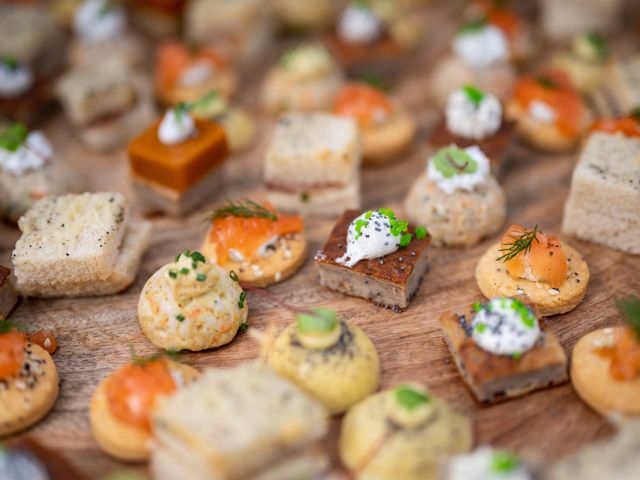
[239, 322, 249, 332]
[536, 76, 558, 89]
[415, 226, 428, 239]
[211, 199, 277, 221]
[176, 314, 185, 322]
[462, 85, 485, 107]
[475, 322, 486, 333]
[490, 451, 520, 473]
[629, 107, 640, 123]
[179, 267, 190, 275]
[459, 16, 487, 35]
[238, 291, 247, 309]
[472, 302, 483, 313]
[616, 294, 640, 340]
[585, 32, 608, 60]
[394, 385, 430, 410]
[432, 146, 478, 178]
[296, 308, 338, 334]
[0, 123, 28, 153]
[359, 72, 390, 92]
[511, 352, 522, 360]
[300, 192, 310, 203]
[230, 270, 239, 282]
[168, 270, 177, 279]
[511, 298, 536, 328]
[0, 57, 19, 71]
[196, 273, 207, 282]
[496, 225, 540, 263]
[400, 233, 413, 247]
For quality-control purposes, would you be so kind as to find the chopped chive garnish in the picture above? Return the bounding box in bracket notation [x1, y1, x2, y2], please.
[472, 302, 483, 313]
[230, 271, 239, 282]
[179, 268, 190, 275]
[168, 270, 177, 279]
[239, 322, 249, 332]
[511, 352, 522, 360]
[196, 274, 206, 282]
[400, 233, 413, 247]
[176, 314, 185, 322]
[415, 226, 428, 239]
[490, 451, 520, 473]
[300, 192, 310, 203]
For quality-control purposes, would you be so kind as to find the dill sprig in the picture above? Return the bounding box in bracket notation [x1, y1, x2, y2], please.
[210, 199, 278, 221]
[616, 295, 640, 340]
[629, 107, 640, 123]
[129, 344, 179, 367]
[497, 225, 540, 263]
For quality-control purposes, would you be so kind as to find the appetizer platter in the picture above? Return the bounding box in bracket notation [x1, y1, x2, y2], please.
[1, 1, 640, 479]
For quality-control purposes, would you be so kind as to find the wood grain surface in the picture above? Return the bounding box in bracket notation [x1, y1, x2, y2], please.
[1, 4, 640, 478]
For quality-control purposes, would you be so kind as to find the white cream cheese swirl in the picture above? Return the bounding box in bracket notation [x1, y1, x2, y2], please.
[427, 145, 490, 194]
[336, 210, 401, 267]
[453, 24, 509, 69]
[470, 297, 540, 356]
[337, 3, 383, 44]
[0, 61, 33, 98]
[74, 0, 127, 42]
[158, 108, 197, 145]
[448, 446, 532, 480]
[0, 132, 52, 176]
[446, 87, 502, 140]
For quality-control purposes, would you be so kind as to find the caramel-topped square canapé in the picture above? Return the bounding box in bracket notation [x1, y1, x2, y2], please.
[128, 117, 228, 216]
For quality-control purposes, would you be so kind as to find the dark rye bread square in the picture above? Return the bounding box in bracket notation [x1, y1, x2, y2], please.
[428, 119, 515, 176]
[439, 305, 568, 404]
[0, 265, 18, 320]
[315, 209, 430, 311]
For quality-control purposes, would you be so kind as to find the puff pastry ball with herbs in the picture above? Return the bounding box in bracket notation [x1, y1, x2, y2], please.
[138, 251, 248, 351]
[404, 145, 506, 247]
[340, 384, 472, 480]
[267, 307, 380, 414]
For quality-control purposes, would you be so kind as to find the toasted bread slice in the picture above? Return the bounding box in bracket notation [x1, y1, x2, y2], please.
[15, 220, 151, 298]
[13, 193, 130, 288]
[151, 363, 328, 479]
[440, 305, 568, 403]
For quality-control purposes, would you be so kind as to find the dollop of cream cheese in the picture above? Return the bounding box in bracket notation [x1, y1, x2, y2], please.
[74, 0, 126, 42]
[446, 87, 502, 140]
[336, 211, 401, 267]
[448, 446, 531, 480]
[158, 108, 197, 145]
[0, 132, 52, 176]
[427, 145, 490, 194]
[471, 298, 540, 356]
[179, 60, 215, 88]
[528, 99, 556, 124]
[453, 25, 509, 69]
[0, 61, 33, 98]
[280, 45, 334, 81]
[337, 3, 383, 44]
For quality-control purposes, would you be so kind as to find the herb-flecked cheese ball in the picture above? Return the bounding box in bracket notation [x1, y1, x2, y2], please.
[138, 251, 248, 351]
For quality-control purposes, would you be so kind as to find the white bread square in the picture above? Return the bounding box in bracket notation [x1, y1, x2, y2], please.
[152, 363, 328, 479]
[605, 55, 640, 114]
[267, 178, 360, 217]
[55, 62, 138, 127]
[563, 132, 640, 254]
[15, 220, 151, 297]
[264, 113, 361, 189]
[13, 192, 130, 287]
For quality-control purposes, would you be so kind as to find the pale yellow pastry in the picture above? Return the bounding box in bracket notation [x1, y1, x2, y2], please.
[340, 384, 472, 480]
[267, 308, 380, 414]
[572, 327, 640, 417]
[475, 226, 589, 316]
[0, 342, 59, 437]
[138, 251, 248, 351]
[90, 359, 199, 462]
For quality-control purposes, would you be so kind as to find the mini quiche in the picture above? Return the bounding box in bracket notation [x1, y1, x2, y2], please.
[138, 251, 248, 352]
[90, 355, 199, 461]
[551, 32, 609, 94]
[429, 85, 514, 174]
[432, 17, 516, 105]
[267, 307, 380, 414]
[0, 322, 59, 437]
[128, 101, 229, 216]
[315, 208, 431, 311]
[440, 297, 568, 403]
[201, 200, 306, 288]
[155, 42, 235, 107]
[340, 384, 472, 480]
[475, 225, 589, 316]
[261, 44, 343, 114]
[506, 70, 591, 152]
[333, 83, 416, 165]
[404, 144, 506, 247]
[447, 446, 533, 480]
[571, 295, 640, 417]
[0, 123, 81, 223]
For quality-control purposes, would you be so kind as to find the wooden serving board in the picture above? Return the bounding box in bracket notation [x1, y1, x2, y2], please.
[1, 4, 640, 478]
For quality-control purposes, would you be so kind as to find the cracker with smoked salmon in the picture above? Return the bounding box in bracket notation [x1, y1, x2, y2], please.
[475, 224, 589, 316]
[506, 70, 591, 152]
[0, 323, 59, 437]
[90, 355, 199, 461]
[571, 295, 640, 417]
[333, 83, 415, 165]
[201, 200, 307, 287]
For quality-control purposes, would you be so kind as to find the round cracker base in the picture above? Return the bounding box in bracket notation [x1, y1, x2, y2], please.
[475, 241, 589, 316]
[0, 344, 59, 437]
[572, 328, 640, 417]
[90, 361, 199, 462]
[362, 109, 416, 165]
